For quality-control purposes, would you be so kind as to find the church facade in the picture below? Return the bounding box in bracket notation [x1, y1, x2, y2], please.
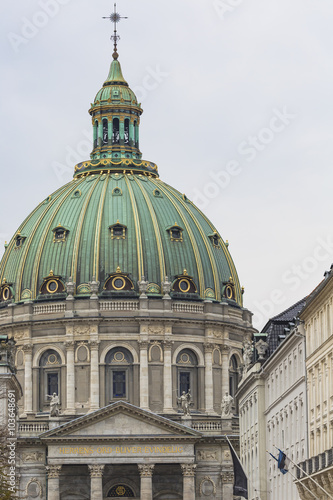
[0, 27, 254, 500]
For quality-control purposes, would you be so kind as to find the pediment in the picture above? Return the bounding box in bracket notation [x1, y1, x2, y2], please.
[40, 401, 201, 441]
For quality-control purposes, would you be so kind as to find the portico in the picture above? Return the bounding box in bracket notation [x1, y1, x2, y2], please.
[41, 402, 199, 499]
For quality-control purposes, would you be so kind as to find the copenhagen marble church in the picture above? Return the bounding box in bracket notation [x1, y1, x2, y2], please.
[0, 16, 255, 500]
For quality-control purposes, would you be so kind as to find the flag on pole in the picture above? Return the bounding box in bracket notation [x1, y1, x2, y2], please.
[268, 449, 290, 475]
[227, 437, 248, 499]
[277, 449, 290, 474]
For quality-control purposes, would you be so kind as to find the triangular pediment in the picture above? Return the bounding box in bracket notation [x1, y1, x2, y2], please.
[40, 401, 201, 441]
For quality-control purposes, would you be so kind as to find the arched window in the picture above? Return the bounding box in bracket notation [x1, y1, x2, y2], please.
[102, 118, 108, 145]
[112, 118, 120, 144]
[176, 349, 198, 410]
[108, 485, 135, 497]
[105, 348, 133, 403]
[124, 118, 130, 145]
[39, 349, 62, 412]
[229, 355, 239, 413]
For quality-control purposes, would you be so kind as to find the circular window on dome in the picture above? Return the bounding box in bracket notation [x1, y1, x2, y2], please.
[46, 280, 59, 294]
[2, 286, 11, 302]
[112, 187, 122, 196]
[112, 277, 126, 290]
[179, 279, 191, 293]
[153, 189, 163, 198]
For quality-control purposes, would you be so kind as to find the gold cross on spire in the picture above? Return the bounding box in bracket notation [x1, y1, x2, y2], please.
[103, 3, 128, 60]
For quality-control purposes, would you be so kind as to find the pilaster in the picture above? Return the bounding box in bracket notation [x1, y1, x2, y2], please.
[138, 464, 154, 500]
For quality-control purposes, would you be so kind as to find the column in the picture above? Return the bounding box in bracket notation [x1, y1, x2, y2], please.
[23, 344, 33, 415]
[119, 117, 125, 144]
[46, 465, 61, 500]
[65, 341, 75, 414]
[181, 464, 196, 500]
[129, 119, 135, 146]
[90, 340, 100, 411]
[221, 345, 230, 400]
[163, 340, 174, 412]
[221, 470, 234, 500]
[204, 343, 215, 414]
[108, 119, 113, 146]
[139, 341, 149, 410]
[88, 464, 105, 500]
[98, 120, 103, 147]
[138, 464, 154, 500]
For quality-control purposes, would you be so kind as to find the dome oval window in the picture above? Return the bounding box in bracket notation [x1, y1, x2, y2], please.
[103, 268, 134, 293]
[179, 279, 191, 293]
[0, 281, 13, 303]
[39, 271, 65, 296]
[46, 280, 59, 294]
[112, 277, 126, 290]
[2, 286, 10, 301]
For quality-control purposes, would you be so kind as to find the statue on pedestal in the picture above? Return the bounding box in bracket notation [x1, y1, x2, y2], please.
[178, 390, 192, 416]
[47, 393, 60, 417]
[221, 391, 234, 417]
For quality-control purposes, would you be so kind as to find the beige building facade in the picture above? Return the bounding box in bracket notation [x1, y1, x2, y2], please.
[0, 294, 254, 499]
[237, 303, 308, 500]
[297, 268, 333, 499]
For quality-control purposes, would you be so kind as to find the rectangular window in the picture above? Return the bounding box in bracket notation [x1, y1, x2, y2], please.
[113, 371, 126, 398]
[179, 371, 190, 395]
[48, 373, 58, 395]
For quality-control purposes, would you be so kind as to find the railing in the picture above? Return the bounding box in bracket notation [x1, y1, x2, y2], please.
[191, 420, 222, 432]
[172, 303, 204, 314]
[19, 422, 49, 434]
[100, 301, 139, 311]
[33, 304, 66, 315]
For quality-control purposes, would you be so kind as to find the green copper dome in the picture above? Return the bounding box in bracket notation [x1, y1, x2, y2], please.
[0, 58, 243, 306]
[92, 59, 140, 107]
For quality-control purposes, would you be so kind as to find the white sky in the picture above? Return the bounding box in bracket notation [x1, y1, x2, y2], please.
[1, 0, 333, 330]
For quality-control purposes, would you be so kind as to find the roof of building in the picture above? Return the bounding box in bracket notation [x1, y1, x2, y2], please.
[261, 297, 307, 355]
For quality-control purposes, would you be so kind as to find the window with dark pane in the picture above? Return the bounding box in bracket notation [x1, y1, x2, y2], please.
[102, 118, 108, 145]
[124, 118, 130, 145]
[47, 373, 58, 395]
[108, 485, 135, 497]
[179, 371, 190, 395]
[112, 118, 120, 144]
[113, 371, 126, 398]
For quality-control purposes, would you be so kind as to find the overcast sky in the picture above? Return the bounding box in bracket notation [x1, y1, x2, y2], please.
[1, 0, 333, 329]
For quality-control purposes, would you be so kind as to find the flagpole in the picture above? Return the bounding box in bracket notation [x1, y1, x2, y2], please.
[273, 445, 333, 500]
[226, 435, 249, 499]
[226, 436, 247, 475]
[266, 451, 320, 500]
